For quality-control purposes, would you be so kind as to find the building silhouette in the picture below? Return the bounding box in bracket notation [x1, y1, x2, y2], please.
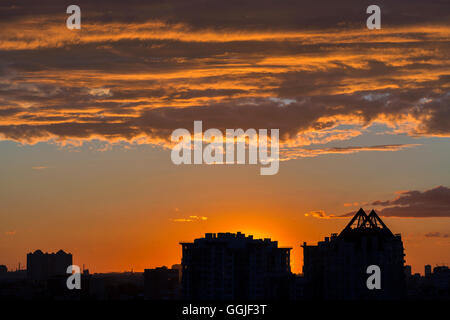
[171, 264, 182, 283]
[406, 265, 450, 299]
[144, 266, 180, 300]
[180, 232, 292, 300]
[405, 265, 412, 278]
[425, 264, 432, 277]
[0, 265, 7, 274]
[431, 266, 450, 294]
[1, 216, 448, 300]
[26, 250, 72, 282]
[302, 209, 405, 300]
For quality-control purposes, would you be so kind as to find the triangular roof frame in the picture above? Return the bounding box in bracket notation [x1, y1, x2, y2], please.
[367, 209, 394, 236]
[339, 208, 394, 237]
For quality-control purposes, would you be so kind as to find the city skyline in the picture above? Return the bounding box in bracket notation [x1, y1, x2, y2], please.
[1, 0, 450, 277]
[2, 207, 448, 276]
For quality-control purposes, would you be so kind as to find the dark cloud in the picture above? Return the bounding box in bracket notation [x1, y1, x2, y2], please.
[328, 186, 450, 218]
[313, 144, 418, 153]
[1, 87, 448, 144]
[424, 232, 450, 238]
[371, 186, 450, 218]
[1, 0, 448, 28]
[0, 0, 448, 146]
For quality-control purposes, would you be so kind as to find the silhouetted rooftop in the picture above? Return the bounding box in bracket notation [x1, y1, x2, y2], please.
[338, 208, 396, 240]
[180, 232, 291, 250]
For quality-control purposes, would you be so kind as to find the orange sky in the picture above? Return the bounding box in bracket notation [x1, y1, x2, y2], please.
[0, 0, 449, 275]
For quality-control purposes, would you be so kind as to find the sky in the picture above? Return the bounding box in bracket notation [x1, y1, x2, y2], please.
[0, 0, 449, 275]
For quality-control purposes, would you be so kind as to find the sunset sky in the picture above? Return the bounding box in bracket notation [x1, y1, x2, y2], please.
[0, 0, 449, 275]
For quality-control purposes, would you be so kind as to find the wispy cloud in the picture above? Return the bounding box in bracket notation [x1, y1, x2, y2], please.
[344, 202, 360, 207]
[171, 215, 208, 223]
[281, 144, 420, 160]
[304, 210, 345, 219]
[32, 166, 47, 170]
[425, 232, 450, 238]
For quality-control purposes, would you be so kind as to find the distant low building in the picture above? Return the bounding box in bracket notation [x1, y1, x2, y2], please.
[181, 232, 292, 300]
[431, 266, 450, 294]
[302, 209, 406, 300]
[405, 265, 412, 277]
[425, 264, 432, 278]
[144, 266, 180, 300]
[91, 272, 143, 300]
[171, 264, 182, 282]
[406, 265, 450, 299]
[26, 250, 72, 282]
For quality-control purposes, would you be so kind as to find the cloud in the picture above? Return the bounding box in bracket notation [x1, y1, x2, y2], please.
[304, 210, 344, 219]
[0, 1, 448, 151]
[1, 1, 448, 31]
[370, 186, 450, 217]
[316, 144, 419, 154]
[424, 232, 450, 238]
[281, 144, 420, 160]
[171, 219, 192, 222]
[171, 215, 208, 223]
[344, 202, 360, 207]
[4, 231, 16, 236]
[306, 186, 450, 218]
[89, 88, 112, 97]
[32, 166, 47, 170]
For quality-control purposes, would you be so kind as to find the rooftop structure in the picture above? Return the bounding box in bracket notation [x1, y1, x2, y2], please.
[302, 209, 405, 300]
